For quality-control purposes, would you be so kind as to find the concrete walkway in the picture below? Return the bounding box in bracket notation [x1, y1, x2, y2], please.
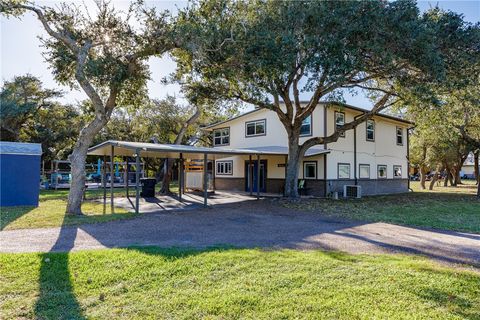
[1, 200, 479, 267]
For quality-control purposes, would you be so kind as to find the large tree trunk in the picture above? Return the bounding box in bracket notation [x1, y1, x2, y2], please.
[428, 167, 440, 190]
[66, 116, 107, 215]
[284, 132, 301, 198]
[452, 165, 462, 186]
[419, 165, 428, 190]
[447, 167, 454, 186]
[159, 106, 201, 194]
[442, 164, 448, 187]
[474, 150, 479, 185]
[160, 159, 173, 194]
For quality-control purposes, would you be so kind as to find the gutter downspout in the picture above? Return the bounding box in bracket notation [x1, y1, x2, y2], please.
[407, 126, 414, 192]
[354, 114, 361, 186]
[324, 106, 328, 197]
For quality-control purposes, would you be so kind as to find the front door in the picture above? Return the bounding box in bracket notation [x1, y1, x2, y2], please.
[245, 160, 267, 192]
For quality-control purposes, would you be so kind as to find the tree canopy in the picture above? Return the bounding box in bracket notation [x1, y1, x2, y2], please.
[173, 0, 463, 197]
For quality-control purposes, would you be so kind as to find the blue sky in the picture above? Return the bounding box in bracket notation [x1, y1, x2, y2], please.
[1, 0, 479, 111]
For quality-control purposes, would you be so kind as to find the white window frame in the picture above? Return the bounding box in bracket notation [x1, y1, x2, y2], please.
[377, 165, 387, 179]
[303, 161, 317, 179]
[213, 128, 230, 146]
[366, 120, 375, 142]
[338, 163, 350, 179]
[335, 111, 345, 138]
[396, 127, 404, 146]
[300, 114, 312, 136]
[359, 164, 370, 179]
[245, 119, 266, 137]
[216, 161, 233, 175]
[393, 165, 402, 178]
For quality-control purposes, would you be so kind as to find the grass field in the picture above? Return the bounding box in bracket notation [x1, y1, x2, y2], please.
[284, 181, 480, 234]
[1, 184, 180, 230]
[1, 247, 479, 319]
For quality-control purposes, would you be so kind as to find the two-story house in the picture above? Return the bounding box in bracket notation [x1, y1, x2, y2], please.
[206, 102, 412, 196]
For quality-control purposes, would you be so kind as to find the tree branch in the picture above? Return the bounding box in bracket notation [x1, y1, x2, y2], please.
[299, 92, 393, 156]
[7, 4, 79, 53]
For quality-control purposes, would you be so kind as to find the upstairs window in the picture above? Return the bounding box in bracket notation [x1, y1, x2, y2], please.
[213, 128, 230, 146]
[366, 120, 375, 141]
[396, 127, 403, 146]
[300, 115, 312, 136]
[335, 111, 345, 137]
[246, 119, 266, 137]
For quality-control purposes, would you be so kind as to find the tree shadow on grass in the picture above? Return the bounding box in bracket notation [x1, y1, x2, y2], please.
[34, 223, 85, 319]
[415, 286, 479, 320]
[0, 206, 35, 230]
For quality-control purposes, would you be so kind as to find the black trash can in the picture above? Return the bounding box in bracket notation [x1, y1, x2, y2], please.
[140, 178, 156, 197]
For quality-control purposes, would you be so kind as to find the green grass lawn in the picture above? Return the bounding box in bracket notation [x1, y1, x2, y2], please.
[1, 183, 180, 230]
[1, 247, 479, 319]
[0, 200, 134, 231]
[285, 181, 480, 234]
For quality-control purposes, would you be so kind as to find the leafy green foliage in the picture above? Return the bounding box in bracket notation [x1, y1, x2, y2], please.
[0, 75, 79, 162]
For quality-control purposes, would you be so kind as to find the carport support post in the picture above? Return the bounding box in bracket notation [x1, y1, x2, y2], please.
[110, 145, 114, 213]
[103, 155, 107, 212]
[256, 154, 260, 199]
[135, 149, 141, 214]
[249, 155, 253, 196]
[203, 153, 208, 207]
[125, 157, 129, 198]
[179, 153, 183, 201]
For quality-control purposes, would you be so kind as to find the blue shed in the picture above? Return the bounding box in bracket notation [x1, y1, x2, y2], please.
[0, 142, 42, 207]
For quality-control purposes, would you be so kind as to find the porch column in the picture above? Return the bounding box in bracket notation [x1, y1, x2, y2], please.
[212, 157, 216, 192]
[103, 155, 107, 212]
[110, 145, 114, 213]
[203, 153, 208, 207]
[135, 148, 141, 214]
[256, 154, 260, 199]
[125, 157, 129, 198]
[179, 153, 183, 201]
[249, 155, 253, 196]
[284, 155, 288, 196]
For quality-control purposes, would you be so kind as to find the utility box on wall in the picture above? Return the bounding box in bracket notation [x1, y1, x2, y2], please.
[0, 142, 42, 207]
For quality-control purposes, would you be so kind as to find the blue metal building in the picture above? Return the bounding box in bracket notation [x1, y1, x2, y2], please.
[0, 142, 42, 207]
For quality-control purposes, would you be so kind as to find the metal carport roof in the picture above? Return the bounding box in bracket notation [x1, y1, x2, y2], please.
[87, 140, 330, 159]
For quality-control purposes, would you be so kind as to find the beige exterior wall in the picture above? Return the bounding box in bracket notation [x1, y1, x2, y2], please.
[214, 154, 325, 180]
[210, 103, 409, 183]
[325, 106, 408, 180]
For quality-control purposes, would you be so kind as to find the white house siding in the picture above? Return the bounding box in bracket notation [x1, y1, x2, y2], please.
[209, 103, 410, 196]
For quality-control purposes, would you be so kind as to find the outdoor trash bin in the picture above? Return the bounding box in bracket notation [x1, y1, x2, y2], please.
[140, 178, 156, 197]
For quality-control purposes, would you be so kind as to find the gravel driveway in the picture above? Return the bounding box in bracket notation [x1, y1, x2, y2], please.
[1, 200, 479, 267]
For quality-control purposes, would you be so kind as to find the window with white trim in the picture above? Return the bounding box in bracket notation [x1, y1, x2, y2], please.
[216, 161, 233, 175]
[335, 111, 345, 137]
[396, 127, 403, 145]
[378, 165, 387, 179]
[303, 161, 317, 179]
[338, 163, 350, 179]
[246, 119, 266, 137]
[359, 164, 370, 179]
[393, 165, 402, 178]
[366, 120, 375, 141]
[300, 115, 312, 136]
[213, 128, 230, 146]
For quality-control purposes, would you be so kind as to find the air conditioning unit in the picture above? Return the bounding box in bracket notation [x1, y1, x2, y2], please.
[344, 185, 362, 199]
